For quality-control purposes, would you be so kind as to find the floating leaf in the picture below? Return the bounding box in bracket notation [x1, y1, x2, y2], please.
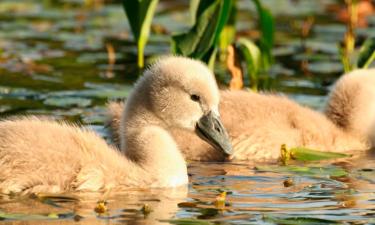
[280, 145, 350, 163]
[0, 211, 75, 221]
[263, 214, 341, 225]
[43, 97, 92, 108]
[357, 37, 375, 69]
[290, 146, 350, 162]
[122, 0, 159, 68]
[256, 165, 348, 178]
[163, 218, 214, 225]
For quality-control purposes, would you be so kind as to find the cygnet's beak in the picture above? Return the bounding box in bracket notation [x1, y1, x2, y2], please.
[195, 111, 233, 156]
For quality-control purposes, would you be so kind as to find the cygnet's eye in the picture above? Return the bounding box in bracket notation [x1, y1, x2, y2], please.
[190, 94, 200, 102]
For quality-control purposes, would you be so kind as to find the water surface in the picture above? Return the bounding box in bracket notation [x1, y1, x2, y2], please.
[0, 0, 374, 224]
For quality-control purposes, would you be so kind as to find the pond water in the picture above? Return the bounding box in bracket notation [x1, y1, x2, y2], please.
[0, 0, 374, 224]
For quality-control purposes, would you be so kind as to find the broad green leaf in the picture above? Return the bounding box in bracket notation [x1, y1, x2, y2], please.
[189, 0, 200, 25]
[251, 0, 274, 69]
[256, 165, 348, 178]
[236, 37, 261, 90]
[357, 37, 375, 69]
[122, 0, 159, 68]
[290, 147, 350, 162]
[251, 0, 274, 49]
[219, 1, 236, 61]
[263, 214, 341, 225]
[172, 0, 232, 63]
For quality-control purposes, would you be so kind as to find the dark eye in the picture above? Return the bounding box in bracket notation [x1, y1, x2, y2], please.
[190, 94, 200, 102]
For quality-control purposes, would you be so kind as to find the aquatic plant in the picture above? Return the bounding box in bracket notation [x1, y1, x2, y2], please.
[339, 0, 375, 72]
[172, 0, 233, 69]
[122, 0, 275, 90]
[172, 0, 275, 90]
[122, 0, 159, 68]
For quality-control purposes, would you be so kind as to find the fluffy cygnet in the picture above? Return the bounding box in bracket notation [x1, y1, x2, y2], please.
[0, 56, 232, 194]
[107, 66, 375, 163]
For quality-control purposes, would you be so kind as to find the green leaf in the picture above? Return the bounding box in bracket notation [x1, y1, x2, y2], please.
[256, 165, 348, 178]
[172, 0, 232, 63]
[290, 147, 350, 162]
[122, 0, 159, 68]
[251, 0, 274, 69]
[219, 1, 236, 61]
[236, 37, 261, 90]
[263, 215, 341, 225]
[0, 211, 75, 221]
[189, 0, 200, 25]
[162, 218, 214, 225]
[251, 0, 274, 49]
[43, 97, 92, 108]
[357, 37, 375, 69]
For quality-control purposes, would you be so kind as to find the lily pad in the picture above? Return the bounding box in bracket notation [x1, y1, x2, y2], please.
[43, 97, 92, 108]
[255, 165, 348, 178]
[263, 214, 341, 225]
[162, 218, 214, 225]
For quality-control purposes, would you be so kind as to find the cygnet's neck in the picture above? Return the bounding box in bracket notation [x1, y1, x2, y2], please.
[119, 92, 188, 187]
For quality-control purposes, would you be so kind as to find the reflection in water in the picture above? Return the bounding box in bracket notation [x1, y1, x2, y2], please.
[0, 187, 187, 225]
[0, 153, 374, 224]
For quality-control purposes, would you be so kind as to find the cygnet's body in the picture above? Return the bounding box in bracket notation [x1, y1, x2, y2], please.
[107, 68, 375, 163]
[0, 56, 232, 194]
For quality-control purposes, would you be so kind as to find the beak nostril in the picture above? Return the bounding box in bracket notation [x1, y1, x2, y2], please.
[214, 119, 223, 133]
[215, 126, 221, 133]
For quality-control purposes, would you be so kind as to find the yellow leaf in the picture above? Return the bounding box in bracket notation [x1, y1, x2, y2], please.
[141, 204, 153, 216]
[280, 144, 291, 165]
[94, 201, 107, 214]
[214, 191, 227, 208]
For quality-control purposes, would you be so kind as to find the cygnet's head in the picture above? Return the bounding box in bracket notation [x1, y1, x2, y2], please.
[134, 56, 232, 155]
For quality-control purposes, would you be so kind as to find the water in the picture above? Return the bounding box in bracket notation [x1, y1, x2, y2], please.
[0, 0, 374, 224]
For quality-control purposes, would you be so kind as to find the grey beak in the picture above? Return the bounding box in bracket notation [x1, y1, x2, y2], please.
[195, 111, 233, 156]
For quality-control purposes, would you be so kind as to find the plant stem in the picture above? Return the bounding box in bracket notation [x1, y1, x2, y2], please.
[138, 41, 144, 69]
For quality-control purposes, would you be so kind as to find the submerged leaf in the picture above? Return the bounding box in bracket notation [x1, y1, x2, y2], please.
[263, 214, 341, 225]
